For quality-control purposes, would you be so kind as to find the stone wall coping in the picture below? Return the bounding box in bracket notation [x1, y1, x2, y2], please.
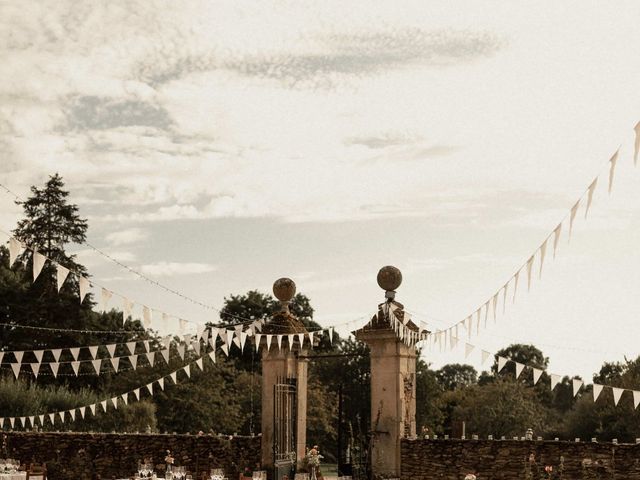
[5, 431, 260, 439]
[403, 437, 640, 447]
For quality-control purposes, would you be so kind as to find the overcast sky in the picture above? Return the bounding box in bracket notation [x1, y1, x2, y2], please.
[1, 1, 640, 382]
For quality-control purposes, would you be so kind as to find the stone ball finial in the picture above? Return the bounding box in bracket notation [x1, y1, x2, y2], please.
[377, 266, 402, 295]
[273, 277, 296, 303]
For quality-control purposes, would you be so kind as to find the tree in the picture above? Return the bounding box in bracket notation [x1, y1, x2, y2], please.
[435, 363, 477, 391]
[415, 358, 444, 435]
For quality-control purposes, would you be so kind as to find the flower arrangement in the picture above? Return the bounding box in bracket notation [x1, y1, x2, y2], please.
[306, 446, 323, 468]
[464, 474, 477, 480]
[165, 450, 175, 465]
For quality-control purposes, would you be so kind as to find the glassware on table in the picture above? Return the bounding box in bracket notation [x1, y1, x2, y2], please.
[210, 468, 224, 480]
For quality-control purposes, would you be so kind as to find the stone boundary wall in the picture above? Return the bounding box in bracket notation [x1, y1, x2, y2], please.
[401, 438, 640, 480]
[3, 432, 261, 480]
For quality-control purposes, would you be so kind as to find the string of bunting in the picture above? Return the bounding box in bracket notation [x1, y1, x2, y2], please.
[430, 334, 640, 410]
[434, 121, 640, 346]
[0, 349, 215, 431]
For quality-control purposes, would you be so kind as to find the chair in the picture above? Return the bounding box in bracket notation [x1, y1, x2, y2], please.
[26, 463, 47, 480]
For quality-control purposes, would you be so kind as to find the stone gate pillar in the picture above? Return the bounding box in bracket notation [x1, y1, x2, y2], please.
[260, 278, 309, 469]
[354, 266, 428, 478]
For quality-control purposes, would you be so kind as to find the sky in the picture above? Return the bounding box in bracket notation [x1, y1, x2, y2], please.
[1, 1, 640, 382]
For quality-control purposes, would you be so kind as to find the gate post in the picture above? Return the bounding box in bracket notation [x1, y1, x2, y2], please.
[260, 278, 309, 470]
[354, 266, 428, 478]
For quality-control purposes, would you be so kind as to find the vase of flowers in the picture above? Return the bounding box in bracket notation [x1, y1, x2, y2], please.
[306, 446, 323, 480]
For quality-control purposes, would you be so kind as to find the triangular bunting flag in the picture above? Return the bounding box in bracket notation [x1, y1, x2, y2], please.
[9, 418, 15, 429]
[196, 324, 206, 341]
[585, 177, 598, 218]
[122, 394, 128, 405]
[195, 357, 203, 370]
[277, 335, 283, 351]
[634, 121, 640, 166]
[49, 413, 55, 424]
[552, 223, 562, 258]
[71, 361, 80, 376]
[160, 348, 169, 364]
[79, 276, 90, 303]
[481, 350, 491, 365]
[9, 237, 22, 266]
[51, 349, 62, 362]
[221, 343, 229, 356]
[208, 350, 216, 363]
[170, 371, 178, 384]
[157, 378, 165, 390]
[512, 270, 520, 303]
[56, 264, 69, 292]
[133, 389, 140, 401]
[526, 255, 535, 291]
[532, 368, 543, 385]
[608, 149, 619, 194]
[89, 404, 96, 415]
[33, 350, 44, 363]
[308, 331, 315, 348]
[106, 344, 116, 358]
[100, 288, 113, 312]
[255, 333, 263, 352]
[464, 343, 475, 359]
[297, 333, 305, 348]
[287, 334, 294, 350]
[126, 342, 136, 355]
[92, 359, 101, 374]
[14, 350, 24, 363]
[539, 239, 547, 279]
[593, 383, 604, 402]
[183, 365, 191, 378]
[69, 347, 80, 360]
[146, 383, 153, 395]
[633, 390, 640, 409]
[30, 362, 41, 377]
[88, 345, 99, 359]
[38, 414, 44, 425]
[328, 327, 334, 345]
[79, 406, 86, 419]
[143, 340, 150, 352]
[497, 356, 508, 373]
[192, 339, 201, 355]
[569, 201, 580, 240]
[32, 250, 47, 281]
[550, 374, 561, 390]
[613, 387, 624, 406]
[69, 409, 76, 421]
[11, 363, 20, 378]
[50, 362, 59, 377]
[146, 351, 156, 366]
[266, 334, 273, 350]
[572, 379, 583, 396]
[177, 344, 185, 360]
[515, 362, 525, 379]
[179, 318, 188, 332]
[123, 298, 134, 324]
[100, 400, 108, 412]
[110, 357, 120, 372]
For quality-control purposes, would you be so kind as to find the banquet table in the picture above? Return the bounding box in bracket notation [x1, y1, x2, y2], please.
[0, 473, 27, 480]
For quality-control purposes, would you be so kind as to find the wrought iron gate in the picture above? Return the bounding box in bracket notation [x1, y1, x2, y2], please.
[274, 377, 297, 480]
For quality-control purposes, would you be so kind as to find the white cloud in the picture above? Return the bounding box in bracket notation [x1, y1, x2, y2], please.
[105, 227, 149, 246]
[139, 261, 217, 276]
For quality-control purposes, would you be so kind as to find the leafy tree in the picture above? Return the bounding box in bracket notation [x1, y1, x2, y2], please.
[452, 379, 551, 438]
[435, 363, 477, 391]
[415, 357, 444, 435]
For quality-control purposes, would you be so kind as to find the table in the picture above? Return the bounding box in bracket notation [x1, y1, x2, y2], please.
[0, 473, 27, 480]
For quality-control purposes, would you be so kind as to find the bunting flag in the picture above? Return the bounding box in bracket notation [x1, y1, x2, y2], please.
[88, 345, 99, 359]
[593, 383, 604, 402]
[101, 288, 113, 312]
[497, 356, 508, 373]
[220, 343, 229, 356]
[71, 361, 80, 376]
[526, 255, 535, 291]
[481, 350, 492, 365]
[133, 389, 140, 401]
[277, 334, 283, 351]
[569, 200, 580, 240]
[195, 358, 203, 371]
[158, 378, 165, 390]
[585, 178, 598, 218]
[160, 348, 169, 364]
[126, 341, 136, 355]
[183, 365, 191, 378]
[532, 368, 543, 385]
[32, 250, 46, 281]
[515, 362, 525, 379]
[550, 374, 562, 391]
[79, 276, 90, 303]
[50, 362, 60, 377]
[89, 404, 96, 415]
[512, 271, 520, 303]
[79, 406, 86, 419]
[464, 343, 476, 358]
[552, 224, 562, 258]
[100, 400, 108, 412]
[51, 349, 62, 362]
[634, 390, 640, 409]
[33, 350, 44, 362]
[266, 334, 273, 350]
[146, 383, 153, 395]
[92, 359, 101, 374]
[208, 350, 216, 363]
[539, 240, 547, 279]
[613, 387, 624, 406]
[123, 298, 134, 324]
[30, 362, 41, 377]
[608, 150, 619, 194]
[56, 264, 69, 292]
[69, 347, 80, 360]
[106, 344, 116, 358]
[572, 379, 583, 396]
[177, 343, 185, 360]
[170, 372, 177, 384]
[255, 334, 263, 351]
[634, 121, 640, 166]
[239, 331, 248, 351]
[110, 357, 120, 372]
[14, 351, 24, 363]
[328, 327, 334, 344]
[9, 237, 22, 266]
[11, 363, 20, 378]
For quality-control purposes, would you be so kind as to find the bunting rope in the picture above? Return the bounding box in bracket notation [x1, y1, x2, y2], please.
[435, 121, 640, 343]
[434, 337, 640, 410]
[0, 348, 215, 430]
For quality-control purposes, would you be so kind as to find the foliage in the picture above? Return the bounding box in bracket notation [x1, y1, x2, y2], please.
[435, 363, 477, 391]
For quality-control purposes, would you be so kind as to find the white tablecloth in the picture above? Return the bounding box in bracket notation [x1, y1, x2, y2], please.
[0, 473, 27, 480]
